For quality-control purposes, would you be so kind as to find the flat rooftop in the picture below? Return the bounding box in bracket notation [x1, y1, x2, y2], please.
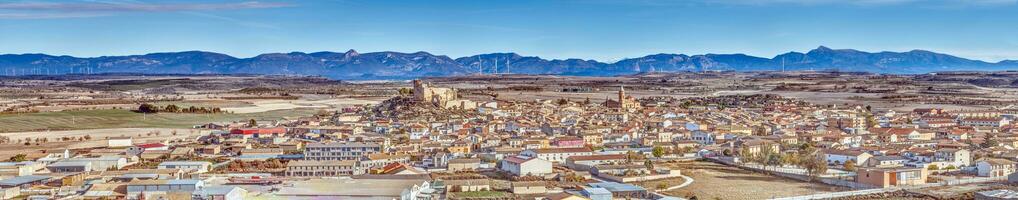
[273, 178, 427, 198]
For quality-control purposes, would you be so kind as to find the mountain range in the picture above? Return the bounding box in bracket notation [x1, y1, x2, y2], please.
[2, 46, 1017, 80]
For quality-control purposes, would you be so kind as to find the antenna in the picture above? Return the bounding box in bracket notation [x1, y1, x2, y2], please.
[782, 57, 786, 72]
[505, 55, 511, 74]
[477, 55, 483, 74]
[494, 56, 499, 75]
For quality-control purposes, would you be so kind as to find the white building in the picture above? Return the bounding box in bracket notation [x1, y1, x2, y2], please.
[960, 117, 1010, 127]
[48, 156, 129, 172]
[107, 137, 134, 148]
[824, 149, 873, 165]
[400, 181, 439, 200]
[933, 148, 971, 168]
[500, 155, 552, 176]
[158, 161, 213, 173]
[194, 186, 247, 200]
[691, 131, 716, 145]
[520, 147, 593, 163]
[126, 179, 204, 200]
[977, 159, 1016, 177]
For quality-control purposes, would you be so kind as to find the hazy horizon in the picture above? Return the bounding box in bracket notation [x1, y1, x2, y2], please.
[2, 0, 1018, 62]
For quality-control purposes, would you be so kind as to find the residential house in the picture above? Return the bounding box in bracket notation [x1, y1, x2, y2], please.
[552, 137, 586, 148]
[856, 167, 928, 188]
[933, 148, 971, 168]
[230, 127, 287, 139]
[824, 149, 873, 166]
[863, 156, 908, 168]
[976, 159, 1017, 177]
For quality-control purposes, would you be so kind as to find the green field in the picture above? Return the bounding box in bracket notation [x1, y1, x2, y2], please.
[0, 109, 318, 133]
[148, 100, 253, 108]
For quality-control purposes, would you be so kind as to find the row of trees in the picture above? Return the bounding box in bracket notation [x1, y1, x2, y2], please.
[738, 145, 829, 181]
[651, 146, 696, 158]
[5, 135, 93, 146]
[137, 103, 224, 114]
[219, 159, 287, 172]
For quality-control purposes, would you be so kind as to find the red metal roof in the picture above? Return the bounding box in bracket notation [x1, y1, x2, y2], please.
[136, 143, 166, 149]
[230, 127, 286, 135]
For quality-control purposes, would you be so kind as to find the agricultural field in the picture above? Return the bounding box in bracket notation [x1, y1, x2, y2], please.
[0, 108, 319, 133]
[0, 128, 202, 158]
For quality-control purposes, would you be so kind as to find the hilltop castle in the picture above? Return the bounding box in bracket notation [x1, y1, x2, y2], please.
[413, 80, 458, 107]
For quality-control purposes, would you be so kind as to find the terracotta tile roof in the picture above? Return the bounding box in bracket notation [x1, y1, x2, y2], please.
[530, 147, 592, 154]
[136, 143, 166, 149]
[567, 154, 626, 161]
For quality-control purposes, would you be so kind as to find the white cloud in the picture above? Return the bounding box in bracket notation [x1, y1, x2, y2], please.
[589, 0, 1017, 7]
[707, 0, 1017, 6]
[0, 1, 293, 20]
[0, 12, 109, 19]
[0, 1, 292, 12]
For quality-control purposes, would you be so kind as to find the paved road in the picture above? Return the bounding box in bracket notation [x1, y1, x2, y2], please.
[658, 174, 694, 192]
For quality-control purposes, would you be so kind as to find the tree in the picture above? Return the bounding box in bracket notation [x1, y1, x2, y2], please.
[673, 146, 692, 156]
[645, 160, 655, 170]
[625, 150, 643, 163]
[782, 153, 801, 167]
[652, 146, 665, 158]
[844, 160, 857, 172]
[397, 88, 413, 95]
[800, 148, 828, 181]
[927, 164, 939, 171]
[248, 119, 258, 127]
[865, 114, 877, 128]
[163, 104, 180, 113]
[137, 103, 159, 113]
[766, 153, 783, 171]
[557, 98, 569, 105]
[8, 154, 26, 162]
[982, 133, 998, 148]
[739, 147, 764, 165]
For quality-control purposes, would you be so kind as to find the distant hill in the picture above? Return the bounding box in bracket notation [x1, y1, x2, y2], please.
[2, 46, 1017, 80]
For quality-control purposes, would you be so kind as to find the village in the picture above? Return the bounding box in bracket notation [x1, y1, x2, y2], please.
[2, 76, 1018, 200]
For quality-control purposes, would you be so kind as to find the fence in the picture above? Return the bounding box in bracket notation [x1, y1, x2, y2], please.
[773, 172, 1009, 200]
[709, 157, 872, 188]
[771, 188, 897, 200]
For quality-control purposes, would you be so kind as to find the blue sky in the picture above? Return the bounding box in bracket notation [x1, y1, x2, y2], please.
[1, 0, 1017, 62]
